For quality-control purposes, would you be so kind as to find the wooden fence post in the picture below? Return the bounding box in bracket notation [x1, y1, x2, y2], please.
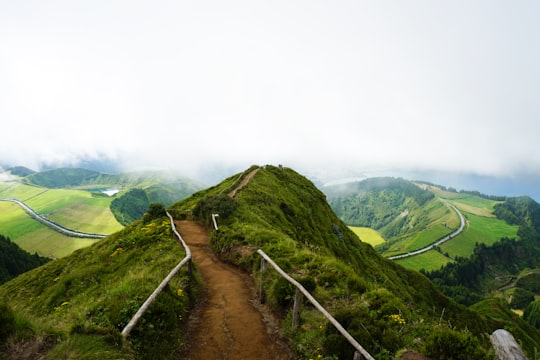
[259, 257, 266, 303]
[292, 287, 303, 329]
[187, 258, 193, 277]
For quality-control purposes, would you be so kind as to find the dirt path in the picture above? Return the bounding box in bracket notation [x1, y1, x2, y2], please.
[228, 167, 260, 198]
[176, 220, 295, 360]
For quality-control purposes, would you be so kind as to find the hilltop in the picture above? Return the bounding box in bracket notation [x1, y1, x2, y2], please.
[2, 165, 540, 359]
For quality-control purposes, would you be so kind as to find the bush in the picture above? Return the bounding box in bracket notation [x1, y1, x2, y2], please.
[524, 301, 540, 329]
[509, 287, 535, 309]
[0, 303, 16, 342]
[193, 194, 238, 224]
[422, 327, 489, 360]
[142, 203, 166, 224]
[271, 277, 295, 309]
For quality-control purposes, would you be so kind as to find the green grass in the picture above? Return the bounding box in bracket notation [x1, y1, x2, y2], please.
[0, 182, 45, 200]
[0, 216, 196, 359]
[170, 166, 505, 358]
[0, 201, 100, 258]
[381, 198, 459, 257]
[441, 212, 519, 258]
[348, 226, 385, 246]
[446, 195, 499, 217]
[395, 249, 453, 272]
[0, 181, 123, 257]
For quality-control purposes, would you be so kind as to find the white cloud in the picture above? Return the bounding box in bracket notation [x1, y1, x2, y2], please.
[1, 0, 539, 183]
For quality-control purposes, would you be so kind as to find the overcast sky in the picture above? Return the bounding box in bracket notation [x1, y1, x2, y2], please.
[1, 1, 539, 186]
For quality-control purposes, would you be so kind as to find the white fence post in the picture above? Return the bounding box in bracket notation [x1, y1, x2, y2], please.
[211, 213, 219, 230]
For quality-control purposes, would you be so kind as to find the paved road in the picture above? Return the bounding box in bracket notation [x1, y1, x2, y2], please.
[387, 198, 465, 260]
[0, 197, 108, 239]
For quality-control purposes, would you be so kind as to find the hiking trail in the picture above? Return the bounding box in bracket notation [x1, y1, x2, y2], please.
[176, 220, 295, 360]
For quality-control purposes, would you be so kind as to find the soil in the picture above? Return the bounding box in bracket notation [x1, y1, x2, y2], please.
[176, 220, 296, 360]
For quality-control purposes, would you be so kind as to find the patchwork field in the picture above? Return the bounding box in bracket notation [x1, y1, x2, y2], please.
[348, 226, 385, 246]
[441, 211, 519, 258]
[395, 249, 452, 272]
[0, 182, 123, 257]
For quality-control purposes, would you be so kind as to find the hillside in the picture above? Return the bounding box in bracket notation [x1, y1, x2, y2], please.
[170, 166, 540, 358]
[0, 208, 194, 359]
[325, 178, 520, 270]
[3, 165, 540, 359]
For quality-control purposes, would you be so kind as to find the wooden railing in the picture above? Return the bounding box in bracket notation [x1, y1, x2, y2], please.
[257, 249, 375, 360]
[121, 211, 192, 337]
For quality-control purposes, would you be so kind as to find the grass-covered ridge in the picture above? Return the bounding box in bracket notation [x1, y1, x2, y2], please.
[0, 210, 196, 359]
[171, 165, 540, 358]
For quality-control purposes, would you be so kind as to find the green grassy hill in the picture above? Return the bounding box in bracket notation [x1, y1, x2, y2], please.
[3, 165, 540, 359]
[0, 211, 194, 359]
[170, 166, 539, 358]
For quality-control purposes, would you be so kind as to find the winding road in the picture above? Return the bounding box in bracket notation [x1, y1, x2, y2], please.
[387, 199, 465, 260]
[0, 197, 108, 239]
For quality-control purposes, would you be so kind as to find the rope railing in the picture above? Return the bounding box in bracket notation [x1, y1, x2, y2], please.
[121, 211, 192, 337]
[257, 249, 375, 360]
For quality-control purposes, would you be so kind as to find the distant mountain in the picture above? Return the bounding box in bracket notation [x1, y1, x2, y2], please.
[6, 166, 35, 177]
[23, 167, 103, 188]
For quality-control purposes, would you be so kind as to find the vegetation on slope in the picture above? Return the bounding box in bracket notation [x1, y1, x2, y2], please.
[0, 234, 49, 285]
[0, 207, 196, 359]
[325, 178, 462, 258]
[23, 168, 102, 188]
[110, 189, 150, 226]
[171, 166, 527, 359]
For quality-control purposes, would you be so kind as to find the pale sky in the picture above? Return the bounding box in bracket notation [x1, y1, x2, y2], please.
[1, 1, 540, 185]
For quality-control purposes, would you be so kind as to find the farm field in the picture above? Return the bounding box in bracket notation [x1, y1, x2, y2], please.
[1, 182, 122, 234]
[349, 226, 385, 246]
[0, 181, 123, 258]
[445, 195, 499, 217]
[395, 249, 452, 272]
[381, 198, 459, 257]
[0, 202, 97, 258]
[440, 211, 519, 258]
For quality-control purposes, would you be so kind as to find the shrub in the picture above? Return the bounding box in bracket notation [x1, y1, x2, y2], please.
[271, 277, 295, 309]
[422, 327, 489, 360]
[142, 203, 166, 224]
[524, 301, 540, 329]
[0, 303, 16, 342]
[509, 287, 535, 309]
[193, 194, 238, 223]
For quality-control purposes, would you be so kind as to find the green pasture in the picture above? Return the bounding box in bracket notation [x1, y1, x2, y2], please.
[0, 201, 43, 238]
[394, 249, 453, 272]
[45, 195, 123, 234]
[348, 226, 385, 246]
[16, 228, 97, 258]
[1, 184, 122, 234]
[382, 199, 459, 257]
[441, 212, 519, 258]
[0, 182, 123, 257]
[0, 202, 97, 257]
[0, 182, 45, 200]
[446, 195, 499, 218]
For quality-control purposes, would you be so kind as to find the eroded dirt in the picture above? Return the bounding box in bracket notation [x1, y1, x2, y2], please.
[176, 220, 295, 360]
